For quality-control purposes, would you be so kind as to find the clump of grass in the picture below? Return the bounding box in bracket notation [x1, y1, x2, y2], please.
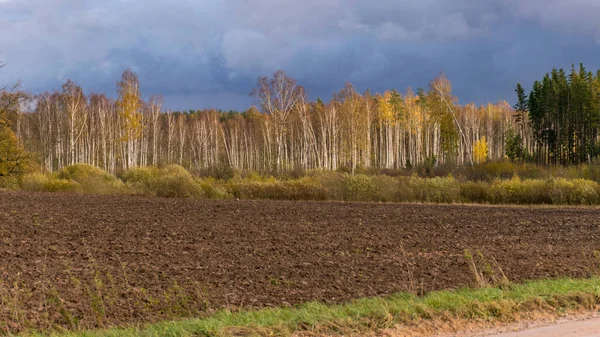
[583, 249, 600, 277]
[397, 242, 422, 295]
[464, 249, 509, 288]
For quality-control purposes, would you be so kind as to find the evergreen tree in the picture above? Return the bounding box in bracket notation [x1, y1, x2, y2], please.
[513, 83, 528, 128]
[505, 129, 525, 162]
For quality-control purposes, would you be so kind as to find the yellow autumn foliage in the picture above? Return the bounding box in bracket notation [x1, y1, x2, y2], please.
[117, 69, 143, 141]
[377, 92, 394, 123]
[473, 136, 489, 164]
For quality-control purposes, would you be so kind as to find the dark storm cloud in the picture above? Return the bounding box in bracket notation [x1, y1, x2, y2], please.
[1, 0, 600, 111]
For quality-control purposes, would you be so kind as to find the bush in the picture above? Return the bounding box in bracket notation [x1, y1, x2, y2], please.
[340, 174, 377, 201]
[471, 161, 517, 181]
[487, 177, 549, 204]
[312, 171, 345, 199]
[44, 178, 80, 192]
[0, 176, 20, 190]
[196, 178, 231, 199]
[545, 178, 600, 205]
[21, 173, 79, 193]
[121, 165, 202, 198]
[372, 175, 400, 202]
[12, 165, 600, 205]
[460, 181, 490, 203]
[196, 163, 237, 181]
[58, 164, 123, 194]
[571, 179, 600, 204]
[400, 175, 461, 203]
[120, 166, 159, 188]
[58, 164, 112, 182]
[227, 176, 329, 201]
[20, 173, 49, 192]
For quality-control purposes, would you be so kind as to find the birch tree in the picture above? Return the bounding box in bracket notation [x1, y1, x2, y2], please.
[116, 69, 142, 169]
[61, 80, 87, 166]
[429, 74, 474, 168]
[252, 70, 306, 171]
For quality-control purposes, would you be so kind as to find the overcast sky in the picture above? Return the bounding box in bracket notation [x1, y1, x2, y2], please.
[2, 0, 600, 111]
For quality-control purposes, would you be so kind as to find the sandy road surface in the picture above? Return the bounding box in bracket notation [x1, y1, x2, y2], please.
[484, 316, 600, 337]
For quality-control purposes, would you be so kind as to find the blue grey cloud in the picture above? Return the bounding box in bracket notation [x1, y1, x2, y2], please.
[1, 0, 600, 110]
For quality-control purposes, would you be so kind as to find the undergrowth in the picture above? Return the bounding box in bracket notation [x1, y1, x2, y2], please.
[12, 163, 600, 205]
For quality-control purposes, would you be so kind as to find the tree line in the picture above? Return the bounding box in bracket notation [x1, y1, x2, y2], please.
[5, 70, 516, 174]
[2, 64, 599, 176]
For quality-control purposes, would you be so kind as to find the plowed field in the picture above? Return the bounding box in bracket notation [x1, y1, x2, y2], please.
[1, 190, 599, 332]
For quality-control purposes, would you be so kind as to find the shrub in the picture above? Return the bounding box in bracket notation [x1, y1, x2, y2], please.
[545, 178, 600, 205]
[456, 161, 549, 182]
[196, 178, 231, 199]
[547, 178, 574, 204]
[44, 178, 80, 192]
[120, 166, 158, 186]
[578, 165, 600, 182]
[58, 164, 112, 182]
[372, 175, 400, 202]
[313, 171, 345, 199]
[197, 163, 237, 181]
[121, 165, 202, 198]
[58, 164, 123, 194]
[309, 172, 384, 201]
[0, 176, 20, 190]
[20, 173, 50, 192]
[227, 176, 329, 201]
[519, 179, 551, 204]
[471, 161, 517, 181]
[571, 179, 600, 204]
[341, 174, 377, 201]
[460, 181, 490, 203]
[12, 165, 600, 205]
[402, 175, 461, 203]
[21, 173, 79, 193]
[487, 176, 550, 204]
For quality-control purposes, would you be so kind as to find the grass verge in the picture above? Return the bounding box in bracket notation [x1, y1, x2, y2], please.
[24, 277, 600, 337]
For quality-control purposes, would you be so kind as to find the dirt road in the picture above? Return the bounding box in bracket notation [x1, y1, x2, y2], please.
[490, 316, 600, 336]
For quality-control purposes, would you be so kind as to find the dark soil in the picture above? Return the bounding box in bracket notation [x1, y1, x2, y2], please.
[1, 190, 600, 332]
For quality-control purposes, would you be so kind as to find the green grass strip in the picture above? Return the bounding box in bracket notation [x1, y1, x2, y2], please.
[28, 278, 600, 337]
